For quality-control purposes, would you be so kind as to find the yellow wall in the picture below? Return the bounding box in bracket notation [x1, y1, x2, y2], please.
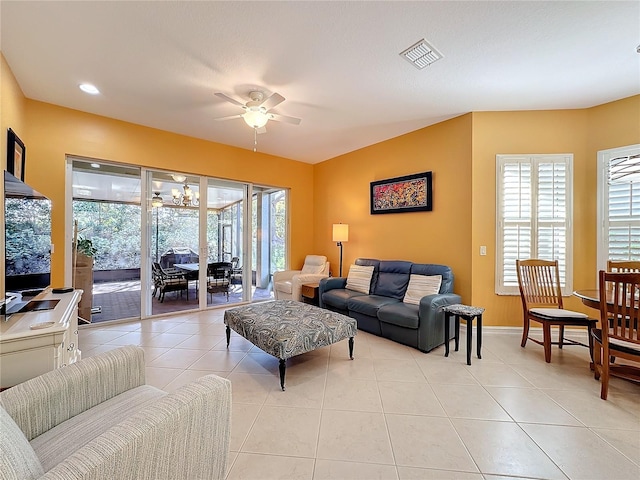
[313, 114, 473, 301]
[314, 96, 640, 327]
[1, 53, 28, 297]
[24, 100, 315, 286]
[471, 109, 590, 325]
[1, 54, 27, 169]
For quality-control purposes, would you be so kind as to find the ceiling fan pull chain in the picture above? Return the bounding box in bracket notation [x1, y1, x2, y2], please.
[254, 127, 258, 152]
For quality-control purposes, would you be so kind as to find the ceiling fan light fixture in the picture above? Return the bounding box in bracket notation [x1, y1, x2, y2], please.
[171, 174, 187, 183]
[243, 109, 269, 129]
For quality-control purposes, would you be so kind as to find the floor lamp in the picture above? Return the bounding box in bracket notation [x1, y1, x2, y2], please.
[332, 223, 349, 277]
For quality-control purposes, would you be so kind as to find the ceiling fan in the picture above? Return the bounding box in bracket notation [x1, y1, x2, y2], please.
[213, 90, 302, 134]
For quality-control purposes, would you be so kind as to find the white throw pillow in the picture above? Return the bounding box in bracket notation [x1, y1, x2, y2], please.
[403, 274, 442, 305]
[346, 265, 374, 294]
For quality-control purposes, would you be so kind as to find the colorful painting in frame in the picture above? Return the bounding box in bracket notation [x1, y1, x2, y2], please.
[370, 171, 432, 214]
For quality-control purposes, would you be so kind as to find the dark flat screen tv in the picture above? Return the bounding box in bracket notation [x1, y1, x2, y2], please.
[4, 171, 52, 295]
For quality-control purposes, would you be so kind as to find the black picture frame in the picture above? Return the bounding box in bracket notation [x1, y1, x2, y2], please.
[370, 171, 432, 214]
[7, 128, 26, 181]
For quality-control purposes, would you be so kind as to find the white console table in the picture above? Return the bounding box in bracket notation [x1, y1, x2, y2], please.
[0, 289, 82, 388]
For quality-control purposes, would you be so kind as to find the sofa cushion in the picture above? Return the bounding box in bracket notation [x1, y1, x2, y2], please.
[0, 405, 44, 480]
[347, 295, 400, 317]
[403, 274, 442, 305]
[322, 288, 366, 311]
[346, 264, 375, 294]
[378, 302, 420, 329]
[373, 261, 412, 300]
[31, 384, 167, 473]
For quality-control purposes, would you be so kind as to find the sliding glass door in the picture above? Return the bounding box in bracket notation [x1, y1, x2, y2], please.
[68, 158, 286, 323]
[149, 171, 200, 316]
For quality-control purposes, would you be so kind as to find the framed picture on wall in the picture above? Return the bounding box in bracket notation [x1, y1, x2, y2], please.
[7, 128, 26, 181]
[370, 171, 433, 214]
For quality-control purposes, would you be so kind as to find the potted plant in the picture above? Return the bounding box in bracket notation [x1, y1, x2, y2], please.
[73, 236, 96, 323]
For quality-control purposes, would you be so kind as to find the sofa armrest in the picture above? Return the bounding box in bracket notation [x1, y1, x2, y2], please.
[0, 346, 145, 441]
[319, 277, 347, 308]
[273, 269, 302, 283]
[320, 277, 347, 292]
[42, 374, 232, 480]
[416, 293, 463, 352]
[419, 293, 462, 316]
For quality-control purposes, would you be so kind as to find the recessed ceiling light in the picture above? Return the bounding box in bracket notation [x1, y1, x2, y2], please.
[79, 83, 100, 95]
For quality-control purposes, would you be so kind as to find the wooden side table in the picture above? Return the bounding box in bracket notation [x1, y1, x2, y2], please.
[301, 283, 320, 306]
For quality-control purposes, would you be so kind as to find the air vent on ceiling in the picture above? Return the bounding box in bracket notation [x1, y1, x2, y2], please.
[400, 39, 443, 69]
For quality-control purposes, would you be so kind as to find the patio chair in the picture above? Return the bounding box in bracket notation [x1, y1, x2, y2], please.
[152, 261, 188, 302]
[207, 262, 232, 301]
[230, 256, 242, 285]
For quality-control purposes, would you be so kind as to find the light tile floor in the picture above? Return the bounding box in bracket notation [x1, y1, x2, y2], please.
[79, 309, 640, 480]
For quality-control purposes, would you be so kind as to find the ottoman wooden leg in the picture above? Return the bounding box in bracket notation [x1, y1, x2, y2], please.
[226, 325, 231, 347]
[279, 359, 286, 391]
[349, 337, 354, 359]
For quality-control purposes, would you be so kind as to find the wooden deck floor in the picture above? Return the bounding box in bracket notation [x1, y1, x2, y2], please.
[87, 281, 273, 324]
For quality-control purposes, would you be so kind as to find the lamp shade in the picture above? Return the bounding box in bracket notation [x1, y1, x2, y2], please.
[332, 224, 349, 242]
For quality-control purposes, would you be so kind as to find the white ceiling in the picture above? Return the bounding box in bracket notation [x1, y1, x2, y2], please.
[1, 1, 639, 164]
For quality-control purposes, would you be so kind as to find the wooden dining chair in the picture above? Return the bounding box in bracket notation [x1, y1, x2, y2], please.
[607, 260, 640, 272]
[593, 270, 640, 399]
[516, 259, 597, 363]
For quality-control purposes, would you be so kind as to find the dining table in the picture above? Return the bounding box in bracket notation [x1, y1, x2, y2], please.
[573, 289, 600, 311]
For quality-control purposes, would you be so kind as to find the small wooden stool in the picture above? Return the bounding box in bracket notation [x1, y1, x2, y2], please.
[442, 304, 484, 365]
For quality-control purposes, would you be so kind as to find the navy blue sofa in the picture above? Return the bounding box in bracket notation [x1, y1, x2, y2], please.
[319, 258, 461, 352]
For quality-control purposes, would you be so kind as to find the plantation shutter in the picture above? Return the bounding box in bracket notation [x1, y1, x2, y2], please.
[606, 153, 640, 261]
[497, 155, 572, 294]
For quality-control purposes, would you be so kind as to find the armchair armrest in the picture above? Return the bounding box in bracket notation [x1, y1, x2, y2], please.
[292, 273, 329, 285]
[273, 269, 302, 283]
[0, 346, 145, 441]
[43, 374, 232, 480]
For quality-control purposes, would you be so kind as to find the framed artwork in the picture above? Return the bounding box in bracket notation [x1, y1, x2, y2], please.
[370, 171, 432, 214]
[7, 128, 26, 181]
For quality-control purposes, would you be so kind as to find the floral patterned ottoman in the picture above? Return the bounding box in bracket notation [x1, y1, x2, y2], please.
[224, 300, 357, 390]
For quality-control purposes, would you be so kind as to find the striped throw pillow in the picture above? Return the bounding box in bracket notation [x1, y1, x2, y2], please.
[345, 265, 374, 294]
[403, 274, 442, 305]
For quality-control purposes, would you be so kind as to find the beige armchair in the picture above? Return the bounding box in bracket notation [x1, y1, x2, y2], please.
[0, 346, 231, 479]
[273, 255, 330, 301]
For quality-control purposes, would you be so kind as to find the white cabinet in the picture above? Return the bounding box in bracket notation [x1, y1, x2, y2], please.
[0, 289, 82, 387]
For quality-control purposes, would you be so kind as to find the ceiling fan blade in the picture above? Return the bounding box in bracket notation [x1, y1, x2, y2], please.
[213, 114, 243, 121]
[214, 92, 245, 108]
[260, 92, 285, 111]
[268, 112, 301, 125]
[256, 126, 267, 135]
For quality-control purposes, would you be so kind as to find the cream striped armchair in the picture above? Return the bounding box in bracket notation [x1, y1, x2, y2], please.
[0, 346, 231, 480]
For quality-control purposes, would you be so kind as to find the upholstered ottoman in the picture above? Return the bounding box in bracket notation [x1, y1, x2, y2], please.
[224, 300, 357, 390]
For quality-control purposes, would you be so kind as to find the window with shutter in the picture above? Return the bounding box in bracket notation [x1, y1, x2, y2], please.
[597, 145, 640, 270]
[496, 155, 573, 295]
